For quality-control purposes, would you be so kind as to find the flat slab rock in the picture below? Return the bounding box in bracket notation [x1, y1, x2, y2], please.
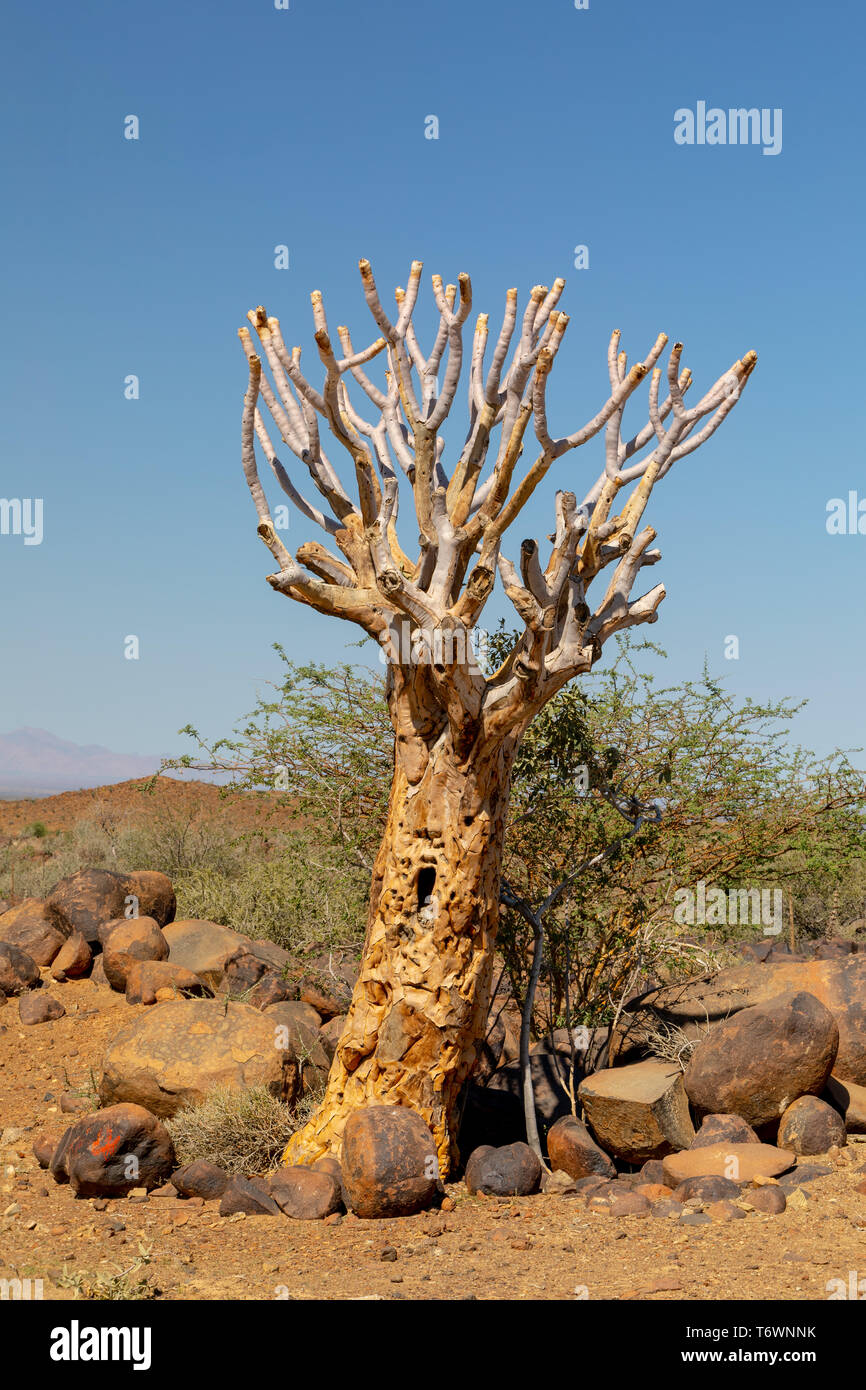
[662, 1142, 796, 1187]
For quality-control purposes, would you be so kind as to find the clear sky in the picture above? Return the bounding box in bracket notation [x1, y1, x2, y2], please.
[1, 0, 863, 763]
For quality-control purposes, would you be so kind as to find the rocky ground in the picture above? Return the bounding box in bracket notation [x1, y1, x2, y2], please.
[2, 974, 866, 1303]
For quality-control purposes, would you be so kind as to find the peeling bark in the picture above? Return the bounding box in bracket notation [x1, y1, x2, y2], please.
[284, 713, 518, 1176]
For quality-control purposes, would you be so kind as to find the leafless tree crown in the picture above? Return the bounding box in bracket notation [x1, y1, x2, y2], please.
[239, 259, 755, 744]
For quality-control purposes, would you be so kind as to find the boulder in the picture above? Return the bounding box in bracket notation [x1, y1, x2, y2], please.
[60, 1094, 90, 1114]
[124, 871, 176, 928]
[634, 958, 866, 1085]
[51, 931, 92, 982]
[684, 990, 838, 1127]
[662, 1142, 795, 1187]
[341, 1105, 439, 1218]
[171, 1160, 229, 1200]
[19, 992, 66, 1025]
[32, 1131, 60, 1168]
[577, 1060, 695, 1162]
[220, 949, 270, 994]
[707, 1199, 747, 1222]
[814, 939, 857, 959]
[162, 920, 250, 990]
[746, 1186, 787, 1214]
[464, 1141, 542, 1197]
[546, 1114, 616, 1180]
[776, 1163, 832, 1191]
[102, 917, 169, 991]
[46, 869, 130, 944]
[608, 1191, 651, 1218]
[297, 981, 348, 1021]
[248, 973, 295, 1010]
[266, 999, 323, 1033]
[691, 1113, 761, 1148]
[248, 939, 292, 971]
[319, 1014, 347, 1061]
[124, 960, 207, 1006]
[674, 1174, 741, 1203]
[263, 1001, 331, 1094]
[824, 1075, 866, 1133]
[639, 1158, 668, 1185]
[0, 899, 67, 965]
[218, 1175, 280, 1217]
[269, 1165, 342, 1219]
[49, 1103, 175, 1196]
[0, 941, 40, 996]
[777, 1095, 847, 1155]
[99, 999, 301, 1117]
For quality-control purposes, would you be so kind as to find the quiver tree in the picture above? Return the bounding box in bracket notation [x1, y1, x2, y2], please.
[237, 258, 756, 1173]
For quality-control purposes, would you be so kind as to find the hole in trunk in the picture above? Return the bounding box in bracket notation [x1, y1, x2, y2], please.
[417, 866, 437, 910]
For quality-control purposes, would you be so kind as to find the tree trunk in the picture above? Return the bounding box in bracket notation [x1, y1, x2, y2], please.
[283, 725, 515, 1176]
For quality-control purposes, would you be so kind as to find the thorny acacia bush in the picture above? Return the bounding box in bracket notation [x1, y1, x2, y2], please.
[162, 639, 866, 1039]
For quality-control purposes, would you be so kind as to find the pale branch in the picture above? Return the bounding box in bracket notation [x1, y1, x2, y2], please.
[240, 259, 756, 746]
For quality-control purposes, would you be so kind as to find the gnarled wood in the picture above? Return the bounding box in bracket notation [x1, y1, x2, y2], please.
[284, 703, 518, 1174]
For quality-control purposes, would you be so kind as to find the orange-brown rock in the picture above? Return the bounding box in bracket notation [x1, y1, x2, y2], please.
[578, 1059, 695, 1162]
[45, 869, 129, 944]
[124, 959, 207, 1006]
[269, 1166, 343, 1219]
[341, 1105, 439, 1217]
[684, 991, 838, 1127]
[99, 998, 301, 1117]
[640, 958, 866, 1085]
[0, 898, 67, 965]
[51, 930, 92, 981]
[777, 1095, 846, 1155]
[547, 1114, 616, 1179]
[662, 1142, 795, 1187]
[102, 917, 169, 991]
[0, 941, 40, 996]
[124, 871, 176, 928]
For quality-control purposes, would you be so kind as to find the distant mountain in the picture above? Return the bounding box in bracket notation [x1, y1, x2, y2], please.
[0, 728, 161, 798]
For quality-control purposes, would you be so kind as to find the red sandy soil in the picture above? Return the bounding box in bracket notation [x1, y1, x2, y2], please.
[2, 971, 866, 1302]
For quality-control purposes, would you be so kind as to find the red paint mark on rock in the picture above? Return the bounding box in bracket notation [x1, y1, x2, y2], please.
[90, 1126, 122, 1158]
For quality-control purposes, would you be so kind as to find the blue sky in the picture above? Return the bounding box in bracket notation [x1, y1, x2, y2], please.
[0, 0, 863, 763]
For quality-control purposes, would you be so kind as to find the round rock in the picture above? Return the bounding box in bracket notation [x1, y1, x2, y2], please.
[171, 1160, 229, 1200]
[19, 992, 66, 1025]
[0, 942, 40, 996]
[269, 1166, 342, 1220]
[684, 990, 839, 1127]
[464, 1141, 542, 1197]
[341, 1105, 440, 1218]
[691, 1113, 760, 1148]
[102, 917, 169, 992]
[49, 1102, 175, 1196]
[0, 899, 67, 966]
[99, 998, 301, 1117]
[547, 1114, 616, 1180]
[777, 1095, 847, 1155]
